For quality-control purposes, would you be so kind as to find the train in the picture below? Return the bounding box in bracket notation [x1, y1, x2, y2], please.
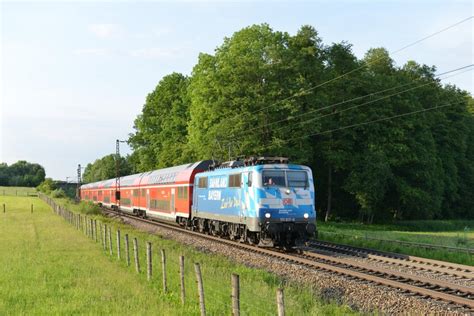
[80, 157, 317, 248]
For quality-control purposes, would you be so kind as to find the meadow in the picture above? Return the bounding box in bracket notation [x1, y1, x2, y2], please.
[318, 221, 474, 265]
[0, 186, 37, 196]
[0, 194, 356, 315]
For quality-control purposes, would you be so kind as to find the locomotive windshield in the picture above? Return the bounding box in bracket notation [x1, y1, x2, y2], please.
[262, 170, 308, 188]
[262, 170, 286, 187]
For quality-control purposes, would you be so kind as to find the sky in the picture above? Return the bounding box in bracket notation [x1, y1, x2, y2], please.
[1, 0, 472, 181]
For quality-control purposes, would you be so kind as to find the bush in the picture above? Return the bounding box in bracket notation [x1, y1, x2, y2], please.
[51, 189, 67, 198]
[77, 201, 101, 215]
[36, 178, 57, 194]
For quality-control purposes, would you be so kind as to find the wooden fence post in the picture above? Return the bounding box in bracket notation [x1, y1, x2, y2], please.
[232, 274, 240, 316]
[116, 230, 121, 259]
[179, 255, 185, 305]
[94, 220, 98, 242]
[86, 216, 89, 237]
[133, 238, 140, 273]
[31, 204, 33, 214]
[85, 216, 88, 236]
[194, 263, 206, 316]
[86, 217, 89, 236]
[90, 219, 94, 239]
[277, 288, 285, 316]
[99, 223, 103, 247]
[103, 224, 107, 250]
[3, 204, 5, 213]
[161, 249, 167, 292]
[125, 234, 130, 266]
[109, 228, 113, 256]
[146, 242, 152, 281]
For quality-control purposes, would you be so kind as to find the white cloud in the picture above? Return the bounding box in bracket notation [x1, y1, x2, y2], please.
[74, 48, 109, 56]
[129, 47, 179, 59]
[88, 23, 119, 38]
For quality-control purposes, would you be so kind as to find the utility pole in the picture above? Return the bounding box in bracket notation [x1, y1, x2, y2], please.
[115, 139, 127, 209]
[76, 164, 82, 201]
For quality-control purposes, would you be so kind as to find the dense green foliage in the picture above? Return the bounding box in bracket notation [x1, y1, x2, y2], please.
[50, 188, 67, 198]
[129, 73, 191, 170]
[0, 161, 45, 187]
[82, 154, 133, 183]
[126, 24, 473, 221]
[36, 178, 57, 194]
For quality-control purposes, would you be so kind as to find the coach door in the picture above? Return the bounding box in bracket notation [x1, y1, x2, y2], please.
[146, 189, 150, 210]
[171, 188, 175, 214]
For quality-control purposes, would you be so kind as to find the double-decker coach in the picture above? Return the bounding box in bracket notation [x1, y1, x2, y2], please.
[80, 161, 213, 223]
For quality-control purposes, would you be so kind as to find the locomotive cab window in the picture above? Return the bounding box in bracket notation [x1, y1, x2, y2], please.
[287, 171, 308, 188]
[228, 174, 241, 188]
[198, 177, 208, 188]
[263, 170, 286, 187]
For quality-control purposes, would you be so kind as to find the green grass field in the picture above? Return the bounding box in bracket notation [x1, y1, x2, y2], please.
[318, 221, 474, 265]
[0, 194, 356, 315]
[0, 186, 37, 196]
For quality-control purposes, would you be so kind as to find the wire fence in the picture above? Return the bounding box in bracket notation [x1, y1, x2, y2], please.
[38, 193, 312, 316]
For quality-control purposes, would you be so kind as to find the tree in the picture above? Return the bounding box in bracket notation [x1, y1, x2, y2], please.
[124, 23, 474, 221]
[82, 154, 132, 183]
[188, 24, 326, 161]
[0, 161, 45, 187]
[129, 73, 191, 171]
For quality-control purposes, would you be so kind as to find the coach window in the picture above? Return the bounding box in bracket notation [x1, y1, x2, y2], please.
[141, 189, 146, 197]
[229, 174, 241, 188]
[198, 177, 208, 188]
[178, 187, 188, 199]
[247, 172, 253, 187]
[133, 189, 139, 197]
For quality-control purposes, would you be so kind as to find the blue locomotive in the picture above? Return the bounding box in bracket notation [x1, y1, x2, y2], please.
[192, 157, 317, 247]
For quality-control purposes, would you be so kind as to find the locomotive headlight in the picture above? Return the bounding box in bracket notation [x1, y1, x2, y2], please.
[303, 213, 309, 219]
[265, 213, 271, 219]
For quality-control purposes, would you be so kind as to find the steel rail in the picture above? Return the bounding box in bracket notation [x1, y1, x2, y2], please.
[102, 208, 474, 310]
[318, 231, 474, 254]
[310, 240, 474, 277]
[299, 250, 474, 295]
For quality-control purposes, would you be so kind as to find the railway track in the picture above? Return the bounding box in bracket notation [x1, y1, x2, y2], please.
[308, 240, 474, 279]
[103, 208, 474, 311]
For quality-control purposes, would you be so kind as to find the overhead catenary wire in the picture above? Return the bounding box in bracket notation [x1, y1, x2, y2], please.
[236, 16, 473, 118]
[231, 64, 473, 139]
[261, 66, 473, 137]
[278, 100, 466, 145]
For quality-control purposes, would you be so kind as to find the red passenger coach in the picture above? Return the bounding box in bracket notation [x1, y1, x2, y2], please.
[80, 161, 213, 224]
